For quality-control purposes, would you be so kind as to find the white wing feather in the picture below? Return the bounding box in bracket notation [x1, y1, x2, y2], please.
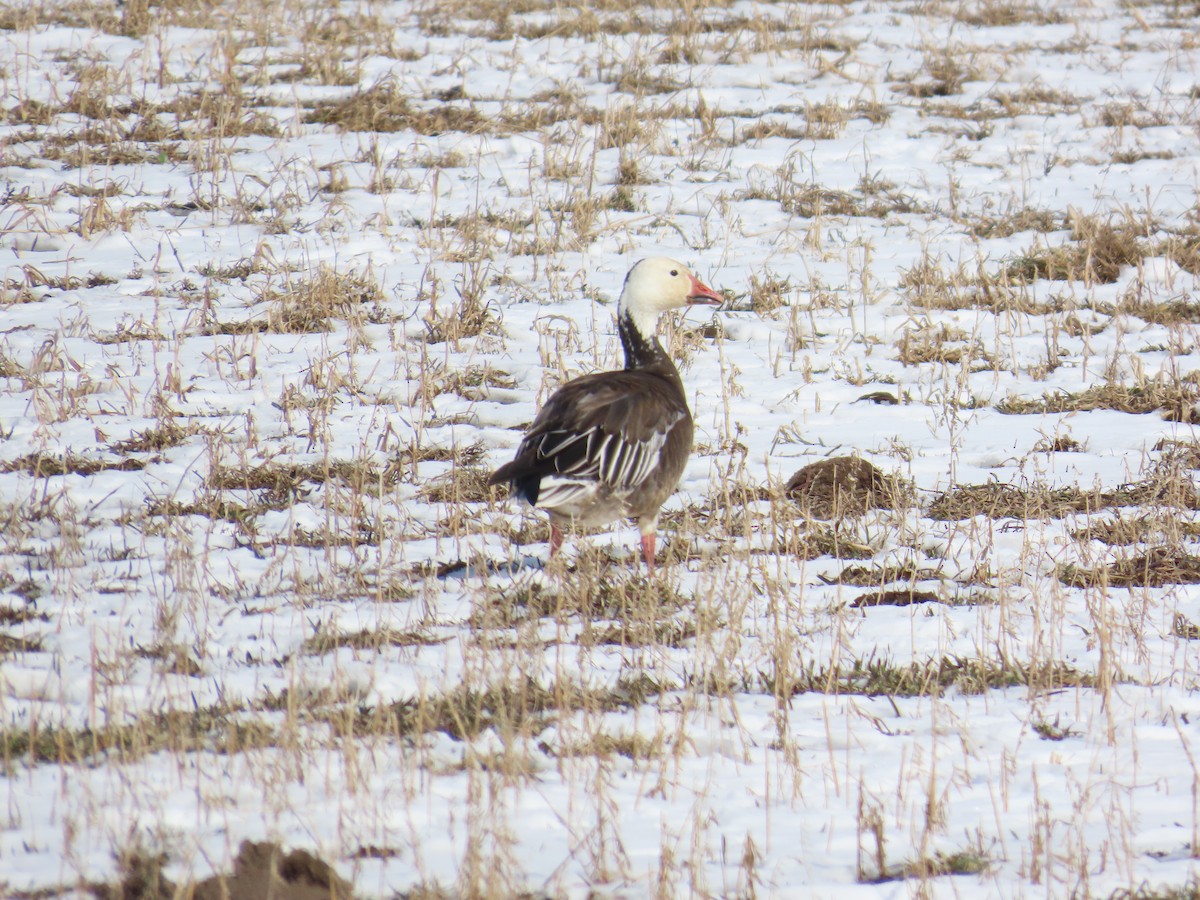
[529, 409, 683, 512]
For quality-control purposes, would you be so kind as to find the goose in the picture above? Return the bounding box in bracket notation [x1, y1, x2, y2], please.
[489, 257, 723, 568]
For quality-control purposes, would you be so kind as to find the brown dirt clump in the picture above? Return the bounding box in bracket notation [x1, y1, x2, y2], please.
[785, 456, 904, 519]
[192, 841, 353, 900]
[851, 588, 941, 608]
[99, 840, 353, 900]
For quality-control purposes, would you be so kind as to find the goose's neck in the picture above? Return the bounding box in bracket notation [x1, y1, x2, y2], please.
[618, 309, 674, 373]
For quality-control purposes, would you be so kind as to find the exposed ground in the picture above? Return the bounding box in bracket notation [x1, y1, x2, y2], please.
[3, 0, 1200, 896]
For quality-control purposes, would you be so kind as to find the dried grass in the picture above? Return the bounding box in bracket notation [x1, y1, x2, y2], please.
[1060, 547, 1200, 588]
[928, 469, 1200, 521]
[996, 380, 1198, 416]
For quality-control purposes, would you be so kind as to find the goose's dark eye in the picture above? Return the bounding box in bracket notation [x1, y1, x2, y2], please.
[670, 269, 679, 276]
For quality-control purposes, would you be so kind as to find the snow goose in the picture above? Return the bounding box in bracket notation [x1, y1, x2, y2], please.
[489, 257, 723, 568]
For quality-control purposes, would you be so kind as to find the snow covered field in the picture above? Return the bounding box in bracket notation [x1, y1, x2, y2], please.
[3, 0, 1200, 894]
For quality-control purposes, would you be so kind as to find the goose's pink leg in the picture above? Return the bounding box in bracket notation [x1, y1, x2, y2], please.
[641, 532, 656, 570]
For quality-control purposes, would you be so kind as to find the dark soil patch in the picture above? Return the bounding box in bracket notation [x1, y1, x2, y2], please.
[192, 841, 352, 900]
[97, 840, 352, 900]
[822, 563, 942, 586]
[851, 588, 941, 608]
[785, 456, 906, 519]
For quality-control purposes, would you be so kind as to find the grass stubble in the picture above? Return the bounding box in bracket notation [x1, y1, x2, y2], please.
[1, 0, 1199, 896]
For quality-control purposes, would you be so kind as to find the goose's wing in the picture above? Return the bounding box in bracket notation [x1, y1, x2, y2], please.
[489, 372, 688, 511]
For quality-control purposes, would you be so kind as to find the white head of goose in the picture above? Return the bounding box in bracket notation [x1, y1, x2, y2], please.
[489, 256, 723, 569]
